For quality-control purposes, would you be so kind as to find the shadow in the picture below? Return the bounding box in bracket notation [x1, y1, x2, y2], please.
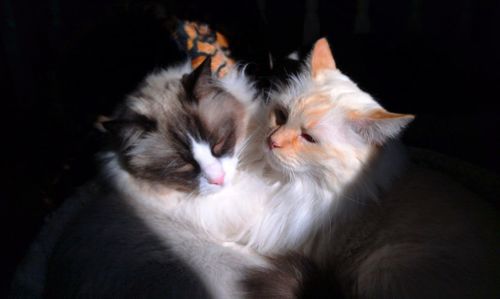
[2, 0, 499, 296]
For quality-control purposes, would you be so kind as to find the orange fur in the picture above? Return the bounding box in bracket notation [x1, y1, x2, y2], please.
[269, 125, 331, 162]
[349, 109, 414, 121]
[295, 95, 333, 128]
[302, 106, 332, 128]
[216, 32, 229, 48]
[184, 22, 197, 39]
[270, 127, 300, 149]
[211, 51, 224, 71]
[267, 37, 414, 178]
[198, 24, 209, 35]
[297, 94, 332, 111]
[192, 56, 206, 69]
[311, 38, 336, 78]
[197, 42, 216, 55]
[269, 94, 341, 164]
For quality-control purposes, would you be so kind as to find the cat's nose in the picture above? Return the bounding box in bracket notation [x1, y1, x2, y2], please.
[208, 174, 225, 186]
[268, 137, 281, 149]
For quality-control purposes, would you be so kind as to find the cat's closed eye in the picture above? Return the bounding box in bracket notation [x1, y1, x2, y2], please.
[176, 163, 196, 173]
[211, 131, 235, 157]
[300, 132, 316, 143]
[212, 138, 226, 157]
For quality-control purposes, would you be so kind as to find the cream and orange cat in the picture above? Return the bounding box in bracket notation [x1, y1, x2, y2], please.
[239, 38, 500, 299]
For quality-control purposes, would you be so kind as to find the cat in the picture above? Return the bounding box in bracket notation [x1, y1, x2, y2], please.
[42, 58, 285, 299]
[238, 38, 500, 298]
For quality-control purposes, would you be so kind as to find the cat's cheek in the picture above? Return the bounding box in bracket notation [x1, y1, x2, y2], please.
[265, 151, 286, 172]
[220, 156, 238, 185]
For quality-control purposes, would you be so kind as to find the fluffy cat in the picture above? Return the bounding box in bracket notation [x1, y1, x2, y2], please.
[43, 59, 278, 299]
[238, 38, 500, 298]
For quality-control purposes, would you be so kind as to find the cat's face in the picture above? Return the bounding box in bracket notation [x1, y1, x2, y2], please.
[103, 60, 253, 194]
[264, 39, 414, 185]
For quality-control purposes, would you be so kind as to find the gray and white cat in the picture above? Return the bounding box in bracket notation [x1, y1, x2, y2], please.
[43, 59, 279, 299]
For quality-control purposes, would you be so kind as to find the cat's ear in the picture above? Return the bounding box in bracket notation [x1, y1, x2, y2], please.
[95, 113, 156, 135]
[94, 115, 113, 133]
[348, 109, 414, 145]
[182, 57, 213, 101]
[310, 38, 336, 79]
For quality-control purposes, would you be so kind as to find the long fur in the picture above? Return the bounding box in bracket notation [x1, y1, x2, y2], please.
[237, 60, 409, 254]
[42, 61, 278, 299]
[238, 40, 500, 298]
[19, 43, 500, 299]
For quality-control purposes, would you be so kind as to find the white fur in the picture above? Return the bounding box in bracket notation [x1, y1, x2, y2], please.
[13, 52, 498, 299]
[98, 62, 274, 298]
[190, 139, 225, 184]
[235, 53, 499, 298]
[99, 60, 268, 237]
[101, 150, 273, 298]
[217, 65, 257, 107]
[145, 61, 192, 87]
[221, 156, 238, 183]
[87, 57, 413, 297]
[237, 65, 408, 255]
[102, 57, 414, 296]
[287, 51, 300, 61]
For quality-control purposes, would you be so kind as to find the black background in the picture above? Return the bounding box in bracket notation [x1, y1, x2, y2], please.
[2, 0, 499, 295]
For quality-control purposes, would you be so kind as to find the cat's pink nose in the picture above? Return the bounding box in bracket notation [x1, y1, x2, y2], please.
[268, 137, 281, 149]
[208, 174, 225, 186]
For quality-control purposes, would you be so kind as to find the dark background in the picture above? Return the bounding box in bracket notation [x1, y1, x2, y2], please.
[2, 0, 499, 296]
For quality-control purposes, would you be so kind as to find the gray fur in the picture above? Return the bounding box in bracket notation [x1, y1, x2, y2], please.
[42, 61, 267, 299]
[44, 183, 212, 299]
[103, 59, 245, 192]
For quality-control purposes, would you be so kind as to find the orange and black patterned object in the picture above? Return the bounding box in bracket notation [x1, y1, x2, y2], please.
[175, 20, 235, 78]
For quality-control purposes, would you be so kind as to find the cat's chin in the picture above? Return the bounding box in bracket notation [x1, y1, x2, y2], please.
[197, 178, 227, 196]
[264, 150, 290, 174]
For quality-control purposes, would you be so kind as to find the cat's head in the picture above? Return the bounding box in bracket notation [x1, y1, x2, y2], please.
[101, 59, 256, 194]
[264, 38, 414, 186]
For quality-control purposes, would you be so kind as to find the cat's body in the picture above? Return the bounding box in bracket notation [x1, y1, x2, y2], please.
[44, 182, 213, 298]
[43, 60, 278, 299]
[44, 175, 271, 299]
[318, 162, 499, 299]
[38, 38, 500, 299]
[239, 39, 500, 299]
